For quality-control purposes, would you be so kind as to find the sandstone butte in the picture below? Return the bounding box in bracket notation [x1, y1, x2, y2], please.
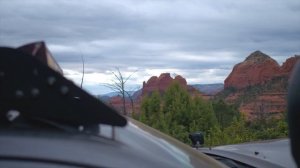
[141, 73, 199, 97]
[223, 50, 300, 119]
[108, 73, 200, 114]
[225, 51, 300, 89]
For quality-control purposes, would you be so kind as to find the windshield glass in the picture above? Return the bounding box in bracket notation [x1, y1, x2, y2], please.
[0, 1, 299, 167]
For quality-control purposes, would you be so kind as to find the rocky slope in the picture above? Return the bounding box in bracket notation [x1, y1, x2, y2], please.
[220, 51, 300, 119]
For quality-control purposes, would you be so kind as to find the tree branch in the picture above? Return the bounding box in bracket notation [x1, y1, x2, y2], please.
[80, 51, 85, 88]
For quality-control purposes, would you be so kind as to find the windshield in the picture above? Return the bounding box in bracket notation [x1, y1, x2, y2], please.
[0, 0, 299, 167]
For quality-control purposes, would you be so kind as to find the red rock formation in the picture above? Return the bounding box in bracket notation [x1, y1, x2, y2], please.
[174, 75, 187, 86]
[279, 55, 300, 77]
[224, 51, 280, 89]
[239, 92, 287, 120]
[142, 76, 159, 94]
[157, 73, 174, 91]
[109, 73, 200, 114]
[142, 73, 188, 95]
[225, 52, 300, 90]
[109, 96, 123, 106]
[221, 51, 300, 120]
[108, 96, 139, 115]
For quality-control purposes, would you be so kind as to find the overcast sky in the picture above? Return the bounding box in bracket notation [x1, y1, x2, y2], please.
[0, 0, 299, 95]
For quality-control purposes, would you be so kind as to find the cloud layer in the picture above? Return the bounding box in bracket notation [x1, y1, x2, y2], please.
[1, 0, 299, 94]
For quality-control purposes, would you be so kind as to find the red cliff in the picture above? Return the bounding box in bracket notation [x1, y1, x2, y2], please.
[109, 73, 198, 114]
[142, 73, 186, 95]
[221, 51, 300, 120]
[279, 55, 300, 77]
[142, 73, 198, 96]
[224, 51, 280, 89]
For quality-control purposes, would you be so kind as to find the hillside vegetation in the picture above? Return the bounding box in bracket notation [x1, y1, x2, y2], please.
[134, 82, 288, 146]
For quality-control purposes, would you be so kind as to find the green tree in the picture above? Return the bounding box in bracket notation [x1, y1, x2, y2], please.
[249, 111, 288, 140]
[136, 81, 288, 146]
[224, 114, 253, 144]
[162, 82, 192, 143]
[205, 126, 226, 146]
[212, 99, 239, 130]
[191, 97, 218, 133]
[140, 91, 161, 125]
[163, 83, 191, 123]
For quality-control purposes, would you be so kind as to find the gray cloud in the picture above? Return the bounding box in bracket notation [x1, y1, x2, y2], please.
[0, 0, 299, 94]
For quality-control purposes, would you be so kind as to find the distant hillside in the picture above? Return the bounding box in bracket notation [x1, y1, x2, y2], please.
[98, 91, 137, 102]
[191, 83, 224, 95]
[101, 91, 136, 97]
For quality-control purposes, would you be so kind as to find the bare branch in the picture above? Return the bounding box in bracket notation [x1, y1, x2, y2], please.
[80, 51, 85, 88]
[103, 83, 123, 94]
[124, 69, 138, 83]
[102, 67, 138, 116]
[112, 71, 122, 82]
[125, 90, 134, 115]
